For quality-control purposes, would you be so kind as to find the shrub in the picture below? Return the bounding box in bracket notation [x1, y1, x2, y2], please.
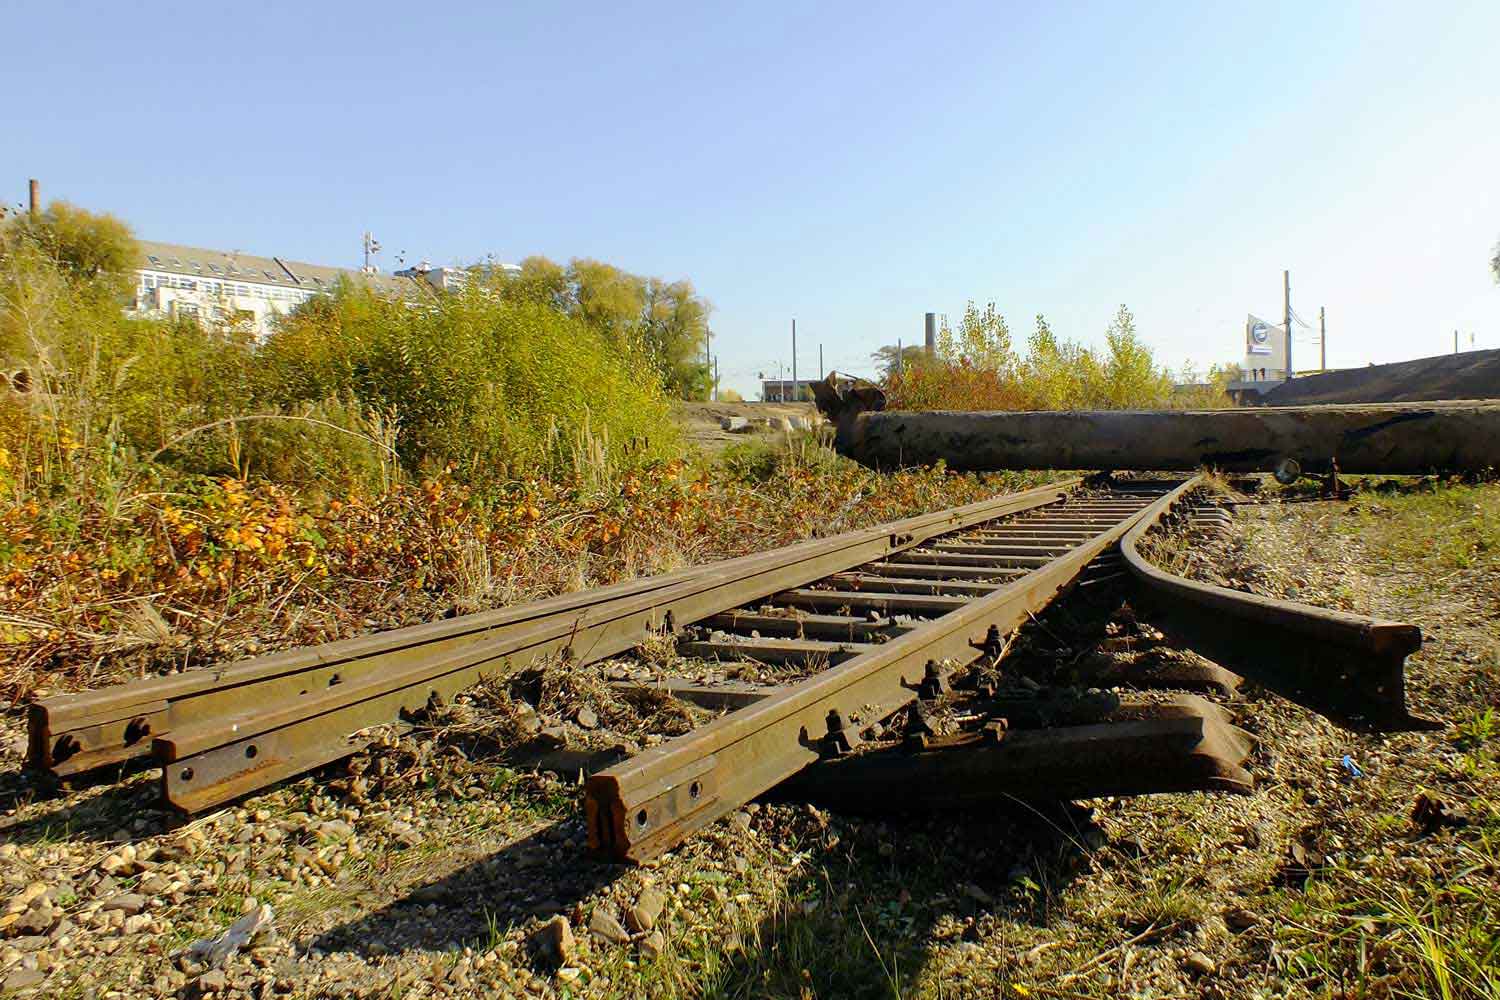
[259, 283, 680, 479]
[882, 303, 1198, 412]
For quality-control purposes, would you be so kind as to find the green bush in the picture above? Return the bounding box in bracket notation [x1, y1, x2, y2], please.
[259, 283, 680, 479]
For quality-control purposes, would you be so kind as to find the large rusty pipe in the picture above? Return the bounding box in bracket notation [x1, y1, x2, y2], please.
[812, 381, 1500, 475]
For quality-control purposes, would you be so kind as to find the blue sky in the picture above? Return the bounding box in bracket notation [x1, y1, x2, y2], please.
[7, 1, 1499, 396]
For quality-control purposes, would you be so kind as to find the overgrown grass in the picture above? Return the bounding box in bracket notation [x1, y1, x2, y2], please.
[1346, 484, 1500, 573]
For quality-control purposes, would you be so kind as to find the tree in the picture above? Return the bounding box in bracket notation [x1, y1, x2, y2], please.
[1021, 314, 1100, 409]
[938, 300, 1016, 374]
[3, 201, 136, 295]
[496, 255, 713, 400]
[568, 259, 646, 344]
[504, 256, 570, 309]
[1100, 304, 1172, 408]
[641, 277, 711, 399]
[871, 343, 928, 379]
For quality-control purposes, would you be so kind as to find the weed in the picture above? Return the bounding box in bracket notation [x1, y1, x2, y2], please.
[1454, 708, 1498, 752]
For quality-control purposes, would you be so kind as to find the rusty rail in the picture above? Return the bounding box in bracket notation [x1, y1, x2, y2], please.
[585, 478, 1201, 863]
[29, 479, 1079, 811]
[1119, 491, 1437, 731]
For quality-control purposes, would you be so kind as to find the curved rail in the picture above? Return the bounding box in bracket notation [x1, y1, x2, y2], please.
[1120, 491, 1437, 731]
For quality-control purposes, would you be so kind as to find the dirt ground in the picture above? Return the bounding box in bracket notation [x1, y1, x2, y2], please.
[675, 401, 823, 454]
[1, 479, 1496, 999]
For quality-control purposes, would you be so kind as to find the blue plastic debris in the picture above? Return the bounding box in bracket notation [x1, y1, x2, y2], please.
[1341, 755, 1363, 779]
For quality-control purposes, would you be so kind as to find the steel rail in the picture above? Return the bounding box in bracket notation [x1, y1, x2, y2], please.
[144, 481, 1083, 811]
[1119, 490, 1437, 731]
[585, 477, 1200, 863]
[29, 479, 1079, 784]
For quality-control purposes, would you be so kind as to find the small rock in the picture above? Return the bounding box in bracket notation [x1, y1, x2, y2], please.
[2, 969, 44, 993]
[730, 811, 753, 834]
[528, 916, 573, 968]
[137, 873, 170, 895]
[318, 821, 354, 842]
[512, 701, 543, 738]
[574, 707, 598, 731]
[97, 854, 138, 877]
[6, 885, 47, 914]
[101, 894, 147, 916]
[639, 929, 665, 959]
[537, 726, 568, 749]
[1225, 908, 1258, 931]
[12, 907, 55, 936]
[1183, 951, 1216, 975]
[587, 908, 630, 946]
[625, 888, 666, 933]
[122, 914, 153, 935]
[198, 968, 228, 992]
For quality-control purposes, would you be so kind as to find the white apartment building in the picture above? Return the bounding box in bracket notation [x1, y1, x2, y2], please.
[130, 240, 422, 339]
[393, 260, 521, 292]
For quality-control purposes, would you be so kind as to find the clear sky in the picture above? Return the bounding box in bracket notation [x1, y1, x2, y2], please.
[7, 1, 1499, 397]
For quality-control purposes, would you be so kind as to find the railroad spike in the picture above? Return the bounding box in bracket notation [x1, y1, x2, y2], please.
[819, 708, 856, 758]
[917, 659, 948, 700]
[969, 624, 1008, 665]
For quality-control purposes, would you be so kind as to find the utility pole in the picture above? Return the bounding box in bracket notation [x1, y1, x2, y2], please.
[819, 343, 824, 380]
[1455, 329, 1460, 354]
[1319, 307, 1326, 373]
[713, 357, 720, 400]
[1283, 270, 1293, 380]
[897, 338, 904, 377]
[791, 319, 798, 402]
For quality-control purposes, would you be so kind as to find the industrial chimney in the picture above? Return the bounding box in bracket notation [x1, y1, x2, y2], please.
[924, 312, 936, 356]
